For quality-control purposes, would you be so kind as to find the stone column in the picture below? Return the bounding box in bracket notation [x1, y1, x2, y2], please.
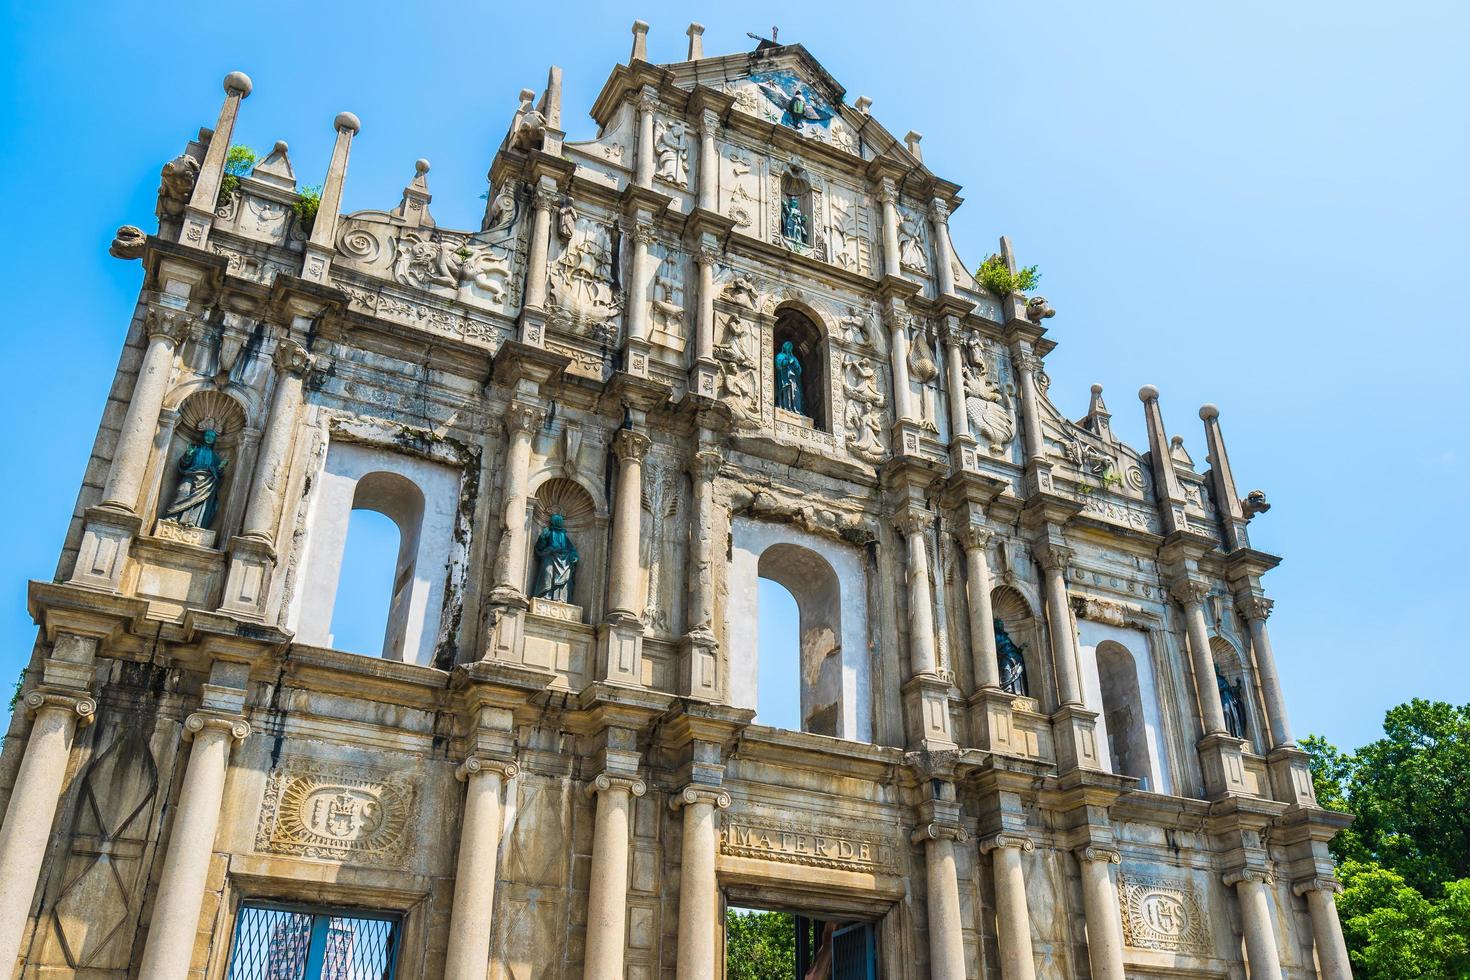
[0, 690, 96, 971]
[942, 320, 970, 445]
[696, 111, 719, 211]
[237, 339, 311, 539]
[960, 525, 999, 689]
[522, 182, 558, 316]
[981, 833, 1037, 980]
[1009, 344, 1047, 468]
[877, 179, 902, 278]
[625, 223, 655, 346]
[443, 758, 519, 980]
[1173, 580, 1228, 735]
[673, 785, 731, 980]
[886, 308, 915, 422]
[1035, 542, 1082, 706]
[897, 511, 938, 676]
[607, 429, 651, 618]
[930, 198, 956, 297]
[915, 824, 969, 980]
[100, 307, 191, 514]
[180, 72, 252, 247]
[1238, 593, 1293, 748]
[137, 713, 251, 980]
[492, 403, 545, 600]
[1225, 870, 1284, 980]
[1075, 847, 1125, 980]
[1294, 878, 1352, 980]
[635, 90, 658, 189]
[692, 246, 717, 366]
[583, 773, 647, 980]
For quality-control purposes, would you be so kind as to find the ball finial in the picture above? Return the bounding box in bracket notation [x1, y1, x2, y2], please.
[1199, 404, 1220, 421]
[415, 158, 430, 176]
[272, 139, 288, 154]
[1090, 383, 1104, 395]
[334, 111, 361, 134]
[224, 71, 253, 98]
[1138, 384, 1159, 401]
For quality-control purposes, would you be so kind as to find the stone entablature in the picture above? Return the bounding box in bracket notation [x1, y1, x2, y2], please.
[3, 22, 1351, 980]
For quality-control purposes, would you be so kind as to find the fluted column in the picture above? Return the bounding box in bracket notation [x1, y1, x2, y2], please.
[522, 183, 558, 316]
[492, 403, 545, 600]
[584, 773, 646, 980]
[1035, 543, 1082, 706]
[0, 690, 96, 972]
[137, 713, 251, 980]
[982, 833, 1037, 980]
[930, 198, 956, 297]
[607, 429, 651, 618]
[915, 823, 969, 980]
[635, 90, 658, 188]
[1075, 847, 1125, 980]
[1225, 870, 1283, 980]
[1173, 580, 1228, 735]
[100, 307, 191, 513]
[673, 785, 731, 980]
[1294, 878, 1351, 980]
[1239, 593, 1293, 748]
[696, 111, 719, 211]
[238, 339, 311, 538]
[897, 510, 938, 676]
[877, 179, 901, 278]
[444, 758, 519, 980]
[960, 525, 999, 689]
[1009, 344, 1047, 467]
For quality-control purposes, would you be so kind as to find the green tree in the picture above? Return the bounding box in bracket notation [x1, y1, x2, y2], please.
[1336, 860, 1470, 979]
[725, 908, 795, 980]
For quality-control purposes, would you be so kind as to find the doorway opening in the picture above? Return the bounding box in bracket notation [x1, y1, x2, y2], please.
[726, 906, 877, 979]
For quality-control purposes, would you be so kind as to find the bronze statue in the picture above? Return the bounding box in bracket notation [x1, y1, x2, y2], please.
[994, 619, 1029, 697]
[533, 514, 579, 603]
[1218, 673, 1248, 740]
[162, 429, 227, 530]
[774, 340, 804, 414]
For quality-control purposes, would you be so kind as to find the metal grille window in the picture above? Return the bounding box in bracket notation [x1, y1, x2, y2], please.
[227, 903, 400, 980]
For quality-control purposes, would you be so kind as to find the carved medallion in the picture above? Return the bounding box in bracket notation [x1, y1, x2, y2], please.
[1119, 873, 1211, 954]
[256, 759, 417, 867]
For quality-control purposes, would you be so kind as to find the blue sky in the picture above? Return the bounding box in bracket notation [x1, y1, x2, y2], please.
[1, 1, 1465, 751]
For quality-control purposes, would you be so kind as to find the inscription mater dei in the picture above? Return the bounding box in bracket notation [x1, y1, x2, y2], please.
[720, 816, 898, 874]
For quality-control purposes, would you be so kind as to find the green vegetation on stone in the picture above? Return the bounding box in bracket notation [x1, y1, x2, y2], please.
[976, 254, 1040, 297]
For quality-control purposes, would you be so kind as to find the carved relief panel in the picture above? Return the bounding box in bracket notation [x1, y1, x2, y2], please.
[1118, 872, 1212, 954]
[255, 758, 419, 868]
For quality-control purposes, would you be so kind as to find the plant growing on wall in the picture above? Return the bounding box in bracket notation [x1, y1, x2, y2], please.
[977, 254, 1041, 297]
[216, 145, 258, 208]
[293, 184, 323, 234]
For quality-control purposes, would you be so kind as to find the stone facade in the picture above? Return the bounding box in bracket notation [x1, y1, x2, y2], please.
[0, 24, 1354, 980]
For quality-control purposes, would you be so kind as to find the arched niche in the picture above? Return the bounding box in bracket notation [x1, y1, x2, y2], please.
[991, 585, 1049, 710]
[1211, 636, 1257, 751]
[293, 439, 461, 666]
[153, 390, 249, 543]
[1076, 620, 1174, 794]
[727, 517, 872, 742]
[1095, 640, 1151, 787]
[772, 303, 830, 431]
[778, 167, 814, 248]
[528, 476, 604, 620]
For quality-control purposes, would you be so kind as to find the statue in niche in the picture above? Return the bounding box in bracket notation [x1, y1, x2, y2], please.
[1218, 673, 1248, 740]
[994, 619, 1029, 697]
[781, 195, 807, 244]
[774, 340, 805, 414]
[533, 514, 579, 603]
[162, 427, 227, 529]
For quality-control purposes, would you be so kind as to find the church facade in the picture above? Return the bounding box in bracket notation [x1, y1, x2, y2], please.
[0, 23, 1352, 980]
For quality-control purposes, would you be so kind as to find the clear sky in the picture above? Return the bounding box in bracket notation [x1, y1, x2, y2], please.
[1, 0, 1465, 752]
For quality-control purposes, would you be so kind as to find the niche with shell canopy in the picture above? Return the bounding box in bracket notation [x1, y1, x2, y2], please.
[991, 584, 1049, 711]
[529, 477, 604, 621]
[153, 390, 249, 547]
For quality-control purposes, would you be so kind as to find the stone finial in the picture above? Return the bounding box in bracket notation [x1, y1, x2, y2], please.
[854, 96, 872, 115]
[904, 131, 924, 162]
[687, 22, 705, 60]
[1199, 403, 1220, 421]
[394, 159, 434, 228]
[1138, 384, 1159, 401]
[334, 111, 361, 134]
[541, 65, 564, 130]
[223, 71, 253, 98]
[1082, 383, 1113, 440]
[251, 140, 296, 190]
[998, 235, 1017, 274]
[631, 20, 650, 63]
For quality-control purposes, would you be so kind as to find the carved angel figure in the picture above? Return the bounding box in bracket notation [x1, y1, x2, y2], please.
[963, 340, 1016, 454]
[714, 313, 760, 425]
[752, 73, 837, 131]
[723, 273, 760, 309]
[654, 120, 689, 185]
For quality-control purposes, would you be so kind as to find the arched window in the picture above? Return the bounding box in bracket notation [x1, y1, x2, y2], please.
[328, 508, 402, 656]
[727, 518, 872, 742]
[1095, 641, 1152, 788]
[772, 305, 828, 430]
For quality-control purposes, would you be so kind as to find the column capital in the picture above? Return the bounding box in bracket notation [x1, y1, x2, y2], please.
[1074, 845, 1121, 865]
[875, 178, 898, 205]
[635, 90, 661, 114]
[694, 244, 721, 267]
[613, 428, 652, 463]
[457, 756, 520, 782]
[588, 772, 648, 798]
[630, 223, 658, 247]
[1011, 346, 1044, 374]
[505, 401, 547, 436]
[1291, 875, 1342, 897]
[23, 689, 97, 724]
[929, 197, 951, 225]
[1236, 592, 1275, 622]
[146, 305, 194, 344]
[1170, 577, 1211, 606]
[978, 831, 1035, 854]
[183, 711, 251, 744]
[698, 110, 720, 136]
[1224, 867, 1274, 887]
[894, 508, 935, 537]
[1033, 540, 1072, 572]
[669, 784, 732, 811]
[958, 523, 993, 550]
[690, 448, 722, 481]
[272, 338, 313, 376]
[911, 822, 970, 845]
[532, 184, 561, 212]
